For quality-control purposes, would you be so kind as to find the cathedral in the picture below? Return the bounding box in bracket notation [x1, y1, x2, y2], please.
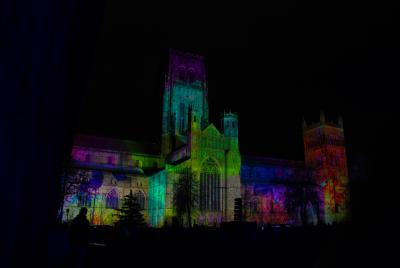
[61, 49, 350, 227]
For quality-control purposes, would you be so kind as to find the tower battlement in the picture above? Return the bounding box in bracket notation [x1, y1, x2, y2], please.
[222, 111, 238, 118]
[302, 111, 344, 132]
[170, 48, 205, 60]
[167, 49, 207, 86]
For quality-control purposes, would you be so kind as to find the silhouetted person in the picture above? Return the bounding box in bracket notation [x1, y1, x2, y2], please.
[68, 207, 90, 268]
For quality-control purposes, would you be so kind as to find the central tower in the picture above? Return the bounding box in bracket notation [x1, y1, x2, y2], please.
[161, 49, 209, 156]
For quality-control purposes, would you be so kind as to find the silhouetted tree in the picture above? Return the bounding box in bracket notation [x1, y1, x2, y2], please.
[173, 168, 199, 228]
[116, 190, 145, 229]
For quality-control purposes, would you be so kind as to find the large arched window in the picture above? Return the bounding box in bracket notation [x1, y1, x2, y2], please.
[106, 189, 119, 209]
[200, 158, 221, 211]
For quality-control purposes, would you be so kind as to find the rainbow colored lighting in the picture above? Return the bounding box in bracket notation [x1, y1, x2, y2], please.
[61, 50, 350, 227]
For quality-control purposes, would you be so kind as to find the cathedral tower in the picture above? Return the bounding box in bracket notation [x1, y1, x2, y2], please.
[161, 49, 209, 157]
[303, 112, 350, 224]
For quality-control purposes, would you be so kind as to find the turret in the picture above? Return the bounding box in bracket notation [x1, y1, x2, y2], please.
[221, 111, 239, 151]
[222, 111, 238, 138]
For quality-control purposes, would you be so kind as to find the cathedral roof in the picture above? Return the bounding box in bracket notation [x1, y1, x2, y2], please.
[202, 123, 222, 136]
[74, 134, 160, 155]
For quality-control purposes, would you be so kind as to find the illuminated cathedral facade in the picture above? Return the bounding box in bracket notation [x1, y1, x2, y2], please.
[61, 49, 350, 227]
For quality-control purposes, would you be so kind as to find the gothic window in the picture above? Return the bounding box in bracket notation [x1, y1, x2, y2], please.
[134, 191, 145, 209]
[200, 158, 221, 211]
[106, 189, 119, 209]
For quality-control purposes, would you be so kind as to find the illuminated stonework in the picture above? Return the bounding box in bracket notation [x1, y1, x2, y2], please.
[61, 49, 350, 227]
[303, 112, 350, 224]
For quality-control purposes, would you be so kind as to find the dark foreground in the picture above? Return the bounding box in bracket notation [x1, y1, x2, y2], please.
[49, 223, 395, 268]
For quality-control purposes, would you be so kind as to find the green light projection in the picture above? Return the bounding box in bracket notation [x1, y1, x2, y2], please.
[149, 170, 167, 227]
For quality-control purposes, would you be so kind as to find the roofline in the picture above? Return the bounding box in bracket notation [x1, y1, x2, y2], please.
[73, 133, 161, 154]
[170, 48, 204, 59]
[303, 122, 343, 133]
[72, 161, 144, 175]
[75, 133, 159, 145]
[73, 145, 161, 158]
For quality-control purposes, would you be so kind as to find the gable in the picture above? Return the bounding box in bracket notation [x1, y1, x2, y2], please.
[202, 123, 222, 137]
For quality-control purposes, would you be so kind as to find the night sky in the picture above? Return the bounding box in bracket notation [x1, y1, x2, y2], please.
[2, 2, 399, 265]
[77, 2, 398, 167]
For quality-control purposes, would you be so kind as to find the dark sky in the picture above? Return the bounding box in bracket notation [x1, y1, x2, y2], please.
[2, 2, 397, 259]
[77, 2, 398, 164]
